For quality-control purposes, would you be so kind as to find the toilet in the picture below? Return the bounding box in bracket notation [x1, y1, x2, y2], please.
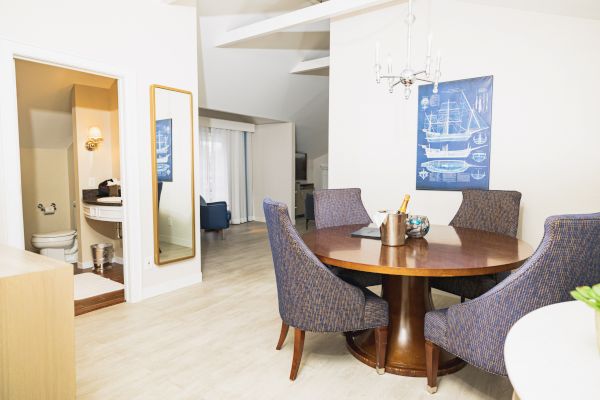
[31, 230, 78, 263]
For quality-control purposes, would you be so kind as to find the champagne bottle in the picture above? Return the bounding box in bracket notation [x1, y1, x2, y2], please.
[398, 194, 410, 214]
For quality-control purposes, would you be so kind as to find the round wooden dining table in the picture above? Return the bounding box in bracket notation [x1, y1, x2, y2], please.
[302, 224, 534, 377]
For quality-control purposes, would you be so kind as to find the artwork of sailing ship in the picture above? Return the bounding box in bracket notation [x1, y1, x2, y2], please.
[156, 119, 173, 182]
[416, 76, 493, 190]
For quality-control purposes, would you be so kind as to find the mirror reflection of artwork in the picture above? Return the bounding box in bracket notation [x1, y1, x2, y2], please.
[151, 85, 195, 265]
[156, 119, 173, 182]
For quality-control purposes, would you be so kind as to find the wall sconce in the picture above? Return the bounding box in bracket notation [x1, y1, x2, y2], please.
[85, 126, 103, 151]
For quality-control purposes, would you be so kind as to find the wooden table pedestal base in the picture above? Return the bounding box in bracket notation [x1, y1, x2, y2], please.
[346, 275, 465, 376]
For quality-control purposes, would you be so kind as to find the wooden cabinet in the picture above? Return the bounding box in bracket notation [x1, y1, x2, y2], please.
[295, 182, 314, 217]
[0, 245, 75, 400]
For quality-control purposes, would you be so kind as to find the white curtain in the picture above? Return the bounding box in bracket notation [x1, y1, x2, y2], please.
[200, 126, 254, 224]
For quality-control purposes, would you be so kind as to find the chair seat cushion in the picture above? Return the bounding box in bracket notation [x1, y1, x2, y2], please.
[337, 269, 382, 288]
[430, 275, 498, 300]
[424, 308, 448, 348]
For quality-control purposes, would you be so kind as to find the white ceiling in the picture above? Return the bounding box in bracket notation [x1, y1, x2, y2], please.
[196, 0, 317, 16]
[193, 0, 600, 20]
[461, 0, 600, 20]
[198, 12, 330, 159]
[15, 59, 116, 149]
[195, 0, 600, 22]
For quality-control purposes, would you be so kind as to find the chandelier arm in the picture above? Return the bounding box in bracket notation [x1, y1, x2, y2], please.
[415, 77, 435, 84]
[390, 78, 404, 89]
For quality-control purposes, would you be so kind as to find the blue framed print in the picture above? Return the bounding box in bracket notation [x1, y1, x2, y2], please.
[416, 76, 493, 191]
[156, 118, 173, 182]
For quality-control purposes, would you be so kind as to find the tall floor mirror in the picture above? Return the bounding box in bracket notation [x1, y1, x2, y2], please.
[150, 84, 195, 265]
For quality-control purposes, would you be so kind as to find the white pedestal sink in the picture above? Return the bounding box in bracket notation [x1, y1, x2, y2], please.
[83, 201, 123, 222]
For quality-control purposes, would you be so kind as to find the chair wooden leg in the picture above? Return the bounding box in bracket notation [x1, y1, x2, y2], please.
[305, 219, 309, 230]
[460, 296, 465, 303]
[220, 229, 225, 240]
[374, 326, 388, 375]
[275, 322, 289, 350]
[425, 340, 440, 394]
[289, 328, 305, 381]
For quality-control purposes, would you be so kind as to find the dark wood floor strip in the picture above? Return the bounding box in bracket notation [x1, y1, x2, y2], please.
[73, 263, 125, 316]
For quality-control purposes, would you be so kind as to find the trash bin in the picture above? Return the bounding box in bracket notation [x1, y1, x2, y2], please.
[91, 243, 113, 271]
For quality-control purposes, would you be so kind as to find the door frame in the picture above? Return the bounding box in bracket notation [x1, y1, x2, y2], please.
[0, 39, 143, 302]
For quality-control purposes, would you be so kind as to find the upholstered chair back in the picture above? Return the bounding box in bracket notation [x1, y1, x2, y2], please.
[438, 213, 600, 375]
[450, 190, 522, 237]
[313, 188, 372, 230]
[263, 198, 371, 332]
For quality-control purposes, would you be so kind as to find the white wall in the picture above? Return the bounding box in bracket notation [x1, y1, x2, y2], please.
[0, 0, 200, 300]
[72, 84, 122, 265]
[197, 11, 329, 167]
[252, 123, 296, 222]
[19, 148, 72, 252]
[307, 153, 328, 190]
[329, 0, 600, 247]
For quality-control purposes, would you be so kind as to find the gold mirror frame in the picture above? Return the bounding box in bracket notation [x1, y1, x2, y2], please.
[150, 84, 196, 266]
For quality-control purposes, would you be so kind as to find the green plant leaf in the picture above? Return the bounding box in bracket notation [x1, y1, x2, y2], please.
[575, 286, 594, 299]
[592, 283, 600, 299]
[571, 289, 600, 310]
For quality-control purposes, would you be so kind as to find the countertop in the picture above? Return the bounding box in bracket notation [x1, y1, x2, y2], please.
[82, 189, 122, 207]
[0, 244, 72, 278]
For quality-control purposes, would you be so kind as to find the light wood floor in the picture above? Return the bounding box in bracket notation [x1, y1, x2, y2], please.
[75, 220, 514, 399]
[160, 241, 194, 261]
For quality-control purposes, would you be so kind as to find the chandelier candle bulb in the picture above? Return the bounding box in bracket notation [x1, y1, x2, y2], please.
[374, 0, 443, 99]
[427, 33, 432, 57]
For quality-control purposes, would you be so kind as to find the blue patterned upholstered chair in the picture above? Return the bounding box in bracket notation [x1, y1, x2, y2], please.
[424, 213, 600, 393]
[263, 198, 389, 380]
[430, 190, 522, 301]
[313, 188, 382, 287]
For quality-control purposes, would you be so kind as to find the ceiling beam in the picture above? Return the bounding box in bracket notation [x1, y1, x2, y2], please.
[291, 56, 330, 75]
[216, 0, 399, 47]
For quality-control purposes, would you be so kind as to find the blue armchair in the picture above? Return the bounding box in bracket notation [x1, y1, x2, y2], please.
[424, 213, 600, 394]
[200, 196, 231, 239]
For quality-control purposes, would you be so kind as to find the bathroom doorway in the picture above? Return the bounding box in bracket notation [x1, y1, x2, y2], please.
[15, 59, 126, 315]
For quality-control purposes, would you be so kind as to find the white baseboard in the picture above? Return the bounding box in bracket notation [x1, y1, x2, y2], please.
[77, 261, 94, 270]
[77, 256, 124, 270]
[142, 272, 203, 300]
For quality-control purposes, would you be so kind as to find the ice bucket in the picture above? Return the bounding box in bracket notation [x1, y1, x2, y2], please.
[380, 213, 407, 247]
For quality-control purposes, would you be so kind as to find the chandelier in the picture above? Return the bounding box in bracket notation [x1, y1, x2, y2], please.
[374, 0, 442, 99]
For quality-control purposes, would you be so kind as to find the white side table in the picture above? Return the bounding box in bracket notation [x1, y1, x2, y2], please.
[504, 301, 600, 400]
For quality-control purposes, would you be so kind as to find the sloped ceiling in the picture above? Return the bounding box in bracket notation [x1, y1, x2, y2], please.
[15, 60, 115, 149]
[461, 0, 600, 20]
[197, 1, 330, 160]
[197, 1, 320, 16]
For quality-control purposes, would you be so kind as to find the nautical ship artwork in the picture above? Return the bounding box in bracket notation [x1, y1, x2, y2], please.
[416, 76, 493, 191]
[156, 118, 173, 182]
